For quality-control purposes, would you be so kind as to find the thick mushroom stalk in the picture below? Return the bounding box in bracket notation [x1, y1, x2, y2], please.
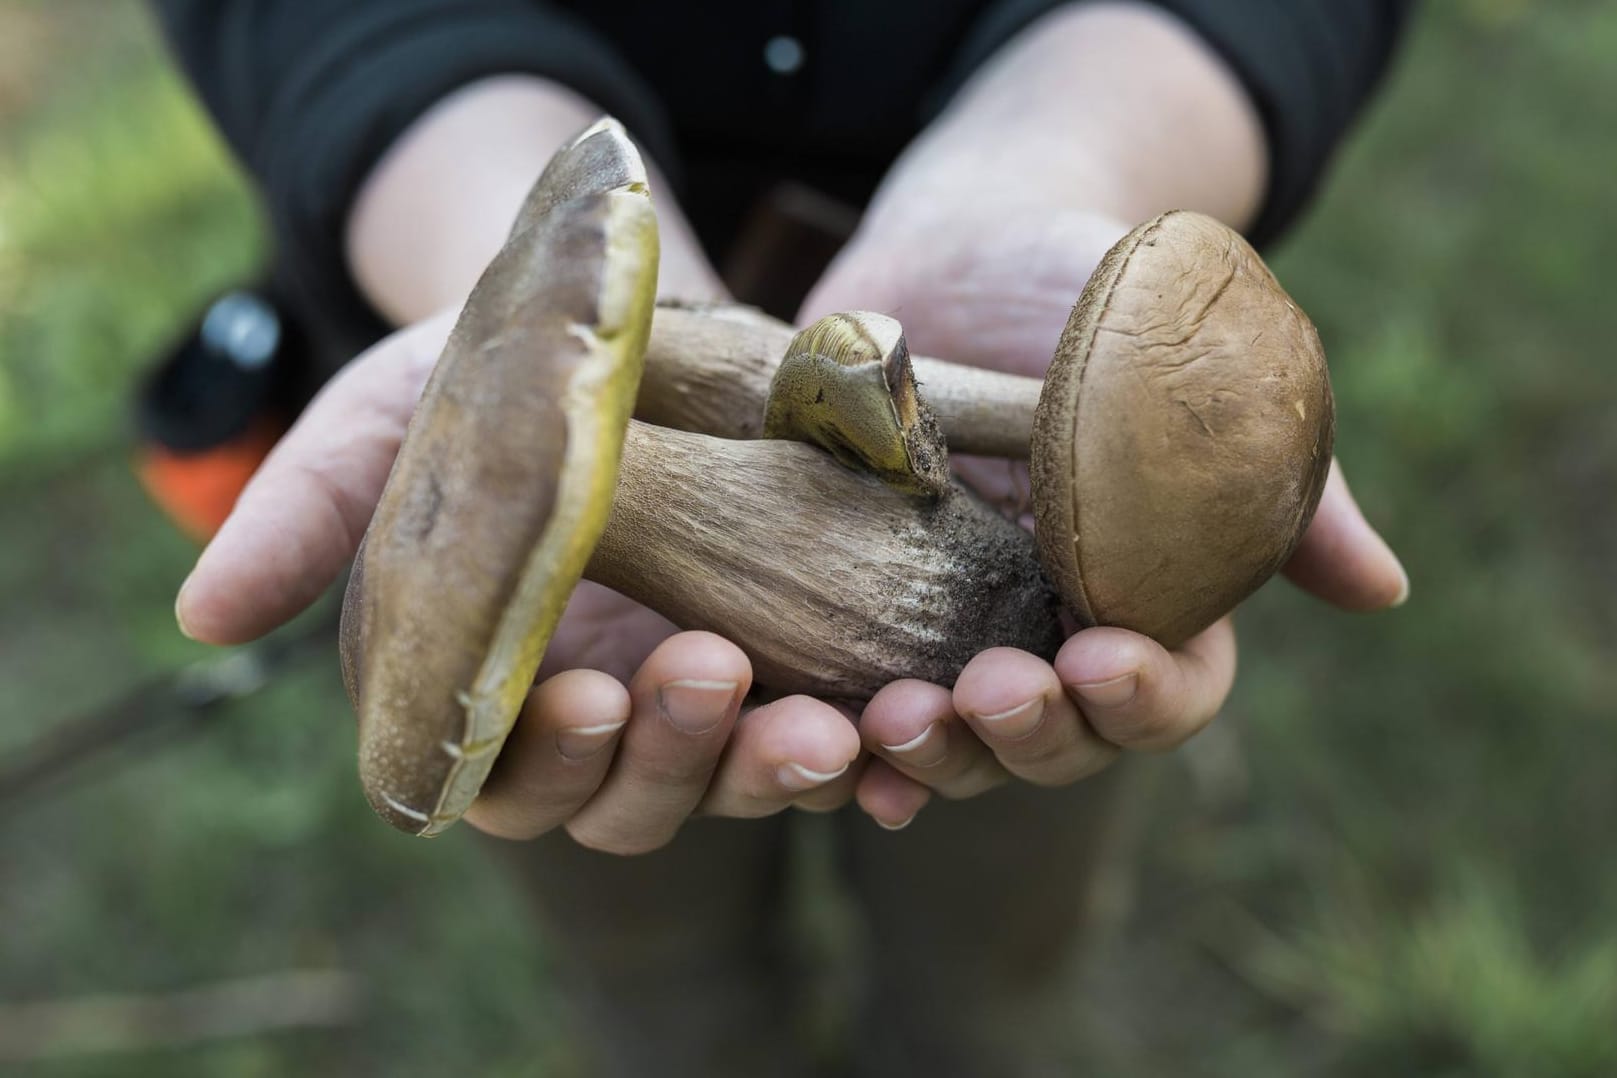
[588, 429, 1058, 696]
[342, 120, 1061, 836]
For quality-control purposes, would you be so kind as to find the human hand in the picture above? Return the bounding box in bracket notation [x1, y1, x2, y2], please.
[798, 204, 1408, 827]
[176, 309, 864, 852]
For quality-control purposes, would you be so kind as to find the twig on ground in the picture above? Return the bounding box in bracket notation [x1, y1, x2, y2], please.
[0, 969, 361, 1062]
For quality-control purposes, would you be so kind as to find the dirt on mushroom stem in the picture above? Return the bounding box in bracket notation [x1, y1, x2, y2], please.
[585, 424, 1066, 701]
[880, 488, 1068, 680]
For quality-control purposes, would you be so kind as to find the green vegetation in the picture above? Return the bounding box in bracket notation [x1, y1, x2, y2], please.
[2, 2, 1614, 1074]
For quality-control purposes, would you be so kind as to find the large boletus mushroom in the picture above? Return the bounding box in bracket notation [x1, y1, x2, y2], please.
[346, 118, 1333, 835]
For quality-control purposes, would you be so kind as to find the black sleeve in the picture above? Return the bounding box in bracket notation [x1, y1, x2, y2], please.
[149, 0, 678, 353]
[942, 0, 1416, 247]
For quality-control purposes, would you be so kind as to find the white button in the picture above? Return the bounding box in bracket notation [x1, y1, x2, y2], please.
[764, 34, 805, 75]
[202, 291, 281, 370]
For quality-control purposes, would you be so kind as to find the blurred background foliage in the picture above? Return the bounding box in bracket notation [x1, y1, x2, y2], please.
[1, 0, 1614, 1074]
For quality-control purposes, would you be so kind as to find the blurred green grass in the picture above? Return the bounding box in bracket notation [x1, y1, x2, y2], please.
[2, 1, 1615, 1075]
[0, 6, 263, 474]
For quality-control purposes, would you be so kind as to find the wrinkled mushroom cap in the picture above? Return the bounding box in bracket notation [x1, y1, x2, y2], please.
[1031, 211, 1334, 648]
[342, 118, 659, 835]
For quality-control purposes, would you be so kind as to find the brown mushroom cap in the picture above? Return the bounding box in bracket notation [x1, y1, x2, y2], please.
[343, 118, 658, 835]
[1031, 211, 1335, 648]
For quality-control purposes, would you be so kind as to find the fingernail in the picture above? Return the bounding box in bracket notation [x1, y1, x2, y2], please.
[777, 761, 850, 792]
[175, 576, 197, 640]
[1071, 673, 1138, 710]
[556, 720, 626, 761]
[1391, 561, 1411, 608]
[877, 813, 917, 832]
[879, 722, 947, 768]
[974, 697, 1046, 740]
[658, 679, 737, 735]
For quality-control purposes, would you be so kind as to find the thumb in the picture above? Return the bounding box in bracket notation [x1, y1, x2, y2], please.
[1283, 458, 1409, 611]
[175, 308, 456, 644]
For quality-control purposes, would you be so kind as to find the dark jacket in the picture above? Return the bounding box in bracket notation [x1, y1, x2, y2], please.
[152, 0, 1414, 351]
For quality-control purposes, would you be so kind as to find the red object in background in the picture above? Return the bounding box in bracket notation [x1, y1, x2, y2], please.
[134, 417, 283, 542]
[133, 290, 312, 543]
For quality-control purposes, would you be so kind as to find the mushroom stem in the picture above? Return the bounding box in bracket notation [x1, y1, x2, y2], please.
[585, 421, 1062, 699]
[641, 304, 1041, 459]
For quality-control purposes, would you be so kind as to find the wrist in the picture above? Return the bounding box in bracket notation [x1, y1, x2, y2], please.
[345, 75, 723, 327]
[820, 198, 1127, 310]
[859, 2, 1266, 241]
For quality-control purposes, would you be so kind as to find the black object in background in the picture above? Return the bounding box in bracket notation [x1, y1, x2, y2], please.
[135, 286, 328, 454]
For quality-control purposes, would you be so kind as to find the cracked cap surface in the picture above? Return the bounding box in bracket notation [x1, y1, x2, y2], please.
[1031, 210, 1334, 648]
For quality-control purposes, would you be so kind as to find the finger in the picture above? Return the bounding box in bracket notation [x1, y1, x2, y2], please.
[859, 680, 1007, 799]
[176, 309, 458, 644]
[462, 668, 630, 840]
[952, 648, 1119, 786]
[697, 696, 861, 819]
[789, 702, 867, 813]
[790, 754, 865, 814]
[1055, 620, 1238, 752]
[565, 631, 751, 855]
[855, 760, 932, 831]
[1283, 458, 1409, 611]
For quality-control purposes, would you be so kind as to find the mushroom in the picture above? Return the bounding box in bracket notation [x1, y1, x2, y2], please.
[341, 120, 1060, 835]
[1030, 215, 1335, 646]
[343, 118, 1333, 835]
[635, 215, 1334, 647]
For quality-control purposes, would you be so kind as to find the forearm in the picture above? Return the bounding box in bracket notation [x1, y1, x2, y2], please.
[862, 2, 1268, 239]
[345, 75, 723, 326]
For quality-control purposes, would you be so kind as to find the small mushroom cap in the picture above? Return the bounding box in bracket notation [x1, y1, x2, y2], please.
[1031, 211, 1335, 648]
[764, 311, 953, 496]
[344, 118, 659, 835]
